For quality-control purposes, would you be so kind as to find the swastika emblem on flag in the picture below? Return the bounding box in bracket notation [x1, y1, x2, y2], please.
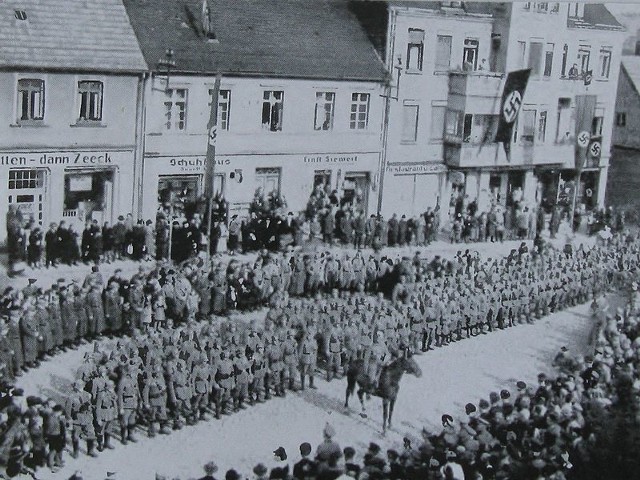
[502, 91, 522, 124]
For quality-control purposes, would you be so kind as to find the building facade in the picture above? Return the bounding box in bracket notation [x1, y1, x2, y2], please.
[613, 56, 640, 150]
[0, 0, 146, 243]
[124, 0, 386, 223]
[378, 1, 624, 222]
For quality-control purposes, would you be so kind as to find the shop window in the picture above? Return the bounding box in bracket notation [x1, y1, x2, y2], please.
[17, 78, 45, 122]
[544, 44, 554, 77]
[8, 169, 45, 190]
[556, 98, 572, 143]
[64, 170, 114, 223]
[341, 173, 369, 212]
[77, 80, 103, 122]
[262, 91, 284, 131]
[435, 35, 452, 71]
[599, 48, 612, 79]
[314, 170, 331, 191]
[463, 38, 479, 71]
[407, 29, 424, 72]
[209, 89, 231, 130]
[164, 88, 188, 131]
[255, 167, 281, 195]
[616, 112, 626, 127]
[528, 42, 543, 76]
[350, 93, 370, 130]
[157, 176, 200, 220]
[314, 92, 335, 131]
[401, 103, 419, 142]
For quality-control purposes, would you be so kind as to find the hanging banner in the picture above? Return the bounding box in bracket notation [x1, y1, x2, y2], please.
[574, 95, 597, 169]
[494, 69, 531, 160]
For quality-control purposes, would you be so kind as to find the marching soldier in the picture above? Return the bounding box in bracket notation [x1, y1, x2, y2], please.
[64, 380, 94, 458]
[117, 363, 141, 444]
[299, 330, 318, 390]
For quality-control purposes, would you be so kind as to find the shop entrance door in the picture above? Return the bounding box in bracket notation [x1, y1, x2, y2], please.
[341, 172, 369, 214]
[158, 175, 201, 222]
[7, 169, 47, 226]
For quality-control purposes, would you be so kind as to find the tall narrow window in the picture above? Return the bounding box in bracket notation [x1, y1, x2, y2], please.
[164, 88, 187, 131]
[520, 109, 536, 144]
[77, 81, 103, 122]
[538, 111, 547, 142]
[430, 105, 446, 140]
[544, 43, 554, 77]
[262, 90, 284, 131]
[592, 115, 603, 136]
[463, 114, 473, 142]
[445, 110, 464, 139]
[314, 92, 335, 131]
[407, 29, 425, 71]
[435, 35, 452, 70]
[561, 44, 568, 77]
[616, 112, 626, 127]
[463, 38, 479, 71]
[17, 79, 45, 122]
[599, 47, 612, 79]
[402, 103, 419, 142]
[517, 41, 527, 70]
[528, 42, 543, 76]
[577, 45, 591, 74]
[556, 98, 572, 142]
[350, 93, 370, 130]
[209, 89, 231, 130]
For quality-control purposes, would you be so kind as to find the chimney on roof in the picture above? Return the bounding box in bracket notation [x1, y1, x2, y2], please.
[201, 0, 216, 41]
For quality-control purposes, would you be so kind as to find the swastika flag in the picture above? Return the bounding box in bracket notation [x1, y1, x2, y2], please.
[495, 69, 531, 157]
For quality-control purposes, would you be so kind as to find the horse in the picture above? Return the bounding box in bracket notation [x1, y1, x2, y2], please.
[344, 352, 422, 434]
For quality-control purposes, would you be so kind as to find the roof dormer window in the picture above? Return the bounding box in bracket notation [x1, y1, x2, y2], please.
[14, 10, 27, 21]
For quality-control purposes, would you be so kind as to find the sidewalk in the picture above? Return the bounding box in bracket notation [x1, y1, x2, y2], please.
[0, 225, 593, 292]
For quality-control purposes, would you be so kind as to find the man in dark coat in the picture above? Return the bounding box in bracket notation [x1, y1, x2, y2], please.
[44, 222, 59, 268]
[398, 215, 408, 246]
[387, 214, 399, 247]
[112, 216, 127, 260]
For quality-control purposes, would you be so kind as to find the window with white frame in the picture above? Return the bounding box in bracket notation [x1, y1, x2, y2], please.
[517, 41, 527, 70]
[445, 109, 464, 139]
[616, 112, 626, 127]
[430, 105, 446, 141]
[550, 2, 560, 13]
[262, 90, 284, 131]
[577, 45, 591, 74]
[407, 29, 425, 71]
[401, 103, 419, 142]
[77, 80, 103, 122]
[544, 44, 554, 77]
[538, 110, 547, 142]
[209, 89, 231, 130]
[599, 47, 612, 79]
[314, 92, 335, 131]
[435, 35, 452, 71]
[350, 93, 370, 130]
[17, 78, 45, 122]
[463, 38, 479, 71]
[520, 109, 536, 144]
[592, 113, 603, 137]
[561, 44, 568, 77]
[528, 42, 543, 76]
[568, 2, 585, 18]
[164, 88, 187, 131]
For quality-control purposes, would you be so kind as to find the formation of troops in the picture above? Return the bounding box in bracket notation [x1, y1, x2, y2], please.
[0, 228, 638, 477]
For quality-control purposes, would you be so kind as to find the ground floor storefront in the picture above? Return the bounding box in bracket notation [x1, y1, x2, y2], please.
[0, 149, 135, 244]
[140, 151, 381, 222]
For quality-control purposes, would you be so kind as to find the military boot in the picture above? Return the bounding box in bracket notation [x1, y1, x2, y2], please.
[104, 434, 115, 450]
[127, 426, 138, 443]
[87, 440, 98, 457]
[121, 427, 128, 445]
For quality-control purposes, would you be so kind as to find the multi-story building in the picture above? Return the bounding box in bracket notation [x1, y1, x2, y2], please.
[0, 0, 146, 243]
[613, 55, 640, 150]
[377, 1, 624, 221]
[123, 0, 387, 223]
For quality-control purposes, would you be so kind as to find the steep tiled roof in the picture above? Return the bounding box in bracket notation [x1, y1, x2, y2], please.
[621, 56, 640, 98]
[0, 0, 147, 72]
[123, 0, 387, 81]
[569, 4, 625, 31]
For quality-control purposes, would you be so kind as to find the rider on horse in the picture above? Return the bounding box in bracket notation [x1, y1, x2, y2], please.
[365, 330, 392, 391]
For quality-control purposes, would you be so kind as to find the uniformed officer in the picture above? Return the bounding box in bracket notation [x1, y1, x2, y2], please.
[117, 363, 141, 444]
[298, 330, 318, 390]
[142, 368, 171, 437]
[191, 352, 211, 421]
[215, 349, 235, 417]
[94, 380, 118, 451]
[250, 343, 268, 404]
[233, 347, 252, 410]
[266, 335, 286, 397]
[325, 321, 343, 382]
[282, 329, 299, 391]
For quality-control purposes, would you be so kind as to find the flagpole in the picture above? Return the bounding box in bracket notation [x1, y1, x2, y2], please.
[205, 72, 222, 256]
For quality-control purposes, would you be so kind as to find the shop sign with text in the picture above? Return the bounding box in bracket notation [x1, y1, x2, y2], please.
[0, 151, 131, 167]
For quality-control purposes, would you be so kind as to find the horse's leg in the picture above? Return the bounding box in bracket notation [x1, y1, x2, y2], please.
[388, 398, 395, 431]
[382, 399, 388, 436]
[345, 375, 355, 409]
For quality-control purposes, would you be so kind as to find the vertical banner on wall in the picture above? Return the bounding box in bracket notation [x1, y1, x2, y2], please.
[494, 69, 531, 161]
[574, 94, 596, 170]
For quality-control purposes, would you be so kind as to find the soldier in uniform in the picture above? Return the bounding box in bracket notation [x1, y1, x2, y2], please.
[367, 331, 391, 390]
[20, 301, 40, 369]
[94, 379, 118, 451]
[73, 287, 89, 343]
[142, 368, 171, 437]
[282, 329, 299, 391]
[35, 293, 53, 358]
[266, 335, 286, 397]
[116, 363, 141, 444]
[298, 330, 318, 390]
[64, 380, 94, 458]
[48, 288, 64, 351]
[60, 287, 77, 347]
[0, 320, 15, 382]
[192, 352, 212, 421]
[325, 321, 343, 382]
[215, 349, 235, 417]
[167, 359, 193, 428]
[104, 281, 123, 335]
[250, 343, 268, 403]
[7, 306, 24, 376]
[87, 283, 105, 338]
[233, 347, 252, 410]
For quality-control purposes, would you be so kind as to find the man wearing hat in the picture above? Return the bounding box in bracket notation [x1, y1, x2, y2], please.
[316, 423, 341, 472]
[293, 442, 317, 480]
[253, 462, 269, 480]
[298, 329, 318, 390]
[199, 461, 219, 480]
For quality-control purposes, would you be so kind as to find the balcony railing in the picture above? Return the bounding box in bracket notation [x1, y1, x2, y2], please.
[444, 140, 575, 168]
